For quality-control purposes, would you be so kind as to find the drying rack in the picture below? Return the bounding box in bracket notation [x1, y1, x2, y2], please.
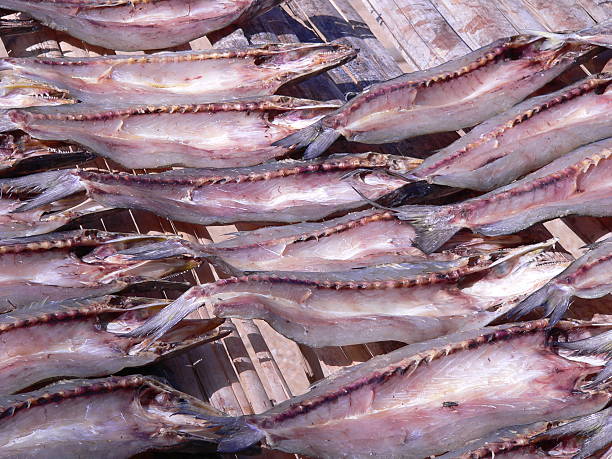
[1, 1, 610, 457]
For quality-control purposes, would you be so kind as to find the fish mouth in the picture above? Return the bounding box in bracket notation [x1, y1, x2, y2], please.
[0, 78, 75, 107]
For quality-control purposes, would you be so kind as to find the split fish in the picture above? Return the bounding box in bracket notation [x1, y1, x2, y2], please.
[0, 0, 284, 51]
[274, 33, 597, 159]
[0, 96, 341, 168]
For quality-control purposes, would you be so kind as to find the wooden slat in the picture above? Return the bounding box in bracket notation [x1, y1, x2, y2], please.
[496, 0, 594, 31]
[576, 0, 612, 22]
[429, 0, 518, 49]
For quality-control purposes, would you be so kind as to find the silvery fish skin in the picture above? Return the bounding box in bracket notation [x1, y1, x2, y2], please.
[440, 408, 612, 459]
[0, 0, 283, 51]
[0, 229, 198, 311]
[0, 375, 223, 458]
[7, 153, 420, 225]
[0, 133, 93, 177]
[132, 244, 571, 347]
[0, 43, 356, 105]
[509, 236, 612, 327]
[275, 34, 596, 159]
[0, 75, 75, 109]
[396, 138, 612, 253]
[126, 208, 529, 274]
[528, 20, 612, 49]
[0, 296, 227, 394]
[556, 329, 612, 389]
[0, 96, 341, 169]
[0, 195, 107, 238]
[411, 73, 612, 191]
[181, 320, 611, 458]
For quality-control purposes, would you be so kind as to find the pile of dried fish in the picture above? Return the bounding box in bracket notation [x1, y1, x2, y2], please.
[0, 12, 610, 459]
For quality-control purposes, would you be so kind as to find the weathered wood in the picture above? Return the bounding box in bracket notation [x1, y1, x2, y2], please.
[497, 0, 594, 31]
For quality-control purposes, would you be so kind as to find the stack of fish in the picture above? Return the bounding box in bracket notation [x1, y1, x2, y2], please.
[0, 1, 608, 457]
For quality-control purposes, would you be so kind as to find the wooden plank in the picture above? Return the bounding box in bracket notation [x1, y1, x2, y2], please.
[576, 0, 612, 22]
[496, 0, 594, 31]
[358, 0, 470, 69]
[429, 0, 518, 49]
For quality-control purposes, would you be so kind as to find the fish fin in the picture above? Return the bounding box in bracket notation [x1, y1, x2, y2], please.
[272, 120, 340, 160]
[377, 181, 457, 207]
[3, 150, 94, 177]
[118, 238, 202, 261]
[127, 285, 208, 343]
[176, 405, 265, 453]
[555, 329, 612, 357]
[507, 283, 574, 326]
[539, 408, 611, 459]
[0, 109, 18, 132]
[0, 169, 84, 212]
[393, 205, 459, 253]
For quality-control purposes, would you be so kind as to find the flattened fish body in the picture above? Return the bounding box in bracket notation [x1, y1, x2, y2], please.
[413, 74, 612, 191]
[0, 43, 355, 105]
[0, 296, 225, 394]
[0, 375, 222, 458]
[242, 322, 609, 458]
[0, 97, 340, 169]
[0, 0, 282, 51]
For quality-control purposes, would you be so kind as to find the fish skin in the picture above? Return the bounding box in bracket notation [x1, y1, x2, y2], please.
[130, 244, 571, 347]
[0, 229, 199, 311]
[5, 153, 421, 225]
[125, 208, 529, 274]
[0, 133, 93, 177]
[0, 42, 356, 106]
[508, 236, 612, 327]
[274, 34, 597, 159]
[0, 295, 227, 394]
[0, 374, 225, 458]
[0, 0, 284, 51]
[0, 96, 341, 169]
[396, 138, 612, 253]
[180, 320, 610, 458]
[440, 408, 611, 459]
[411, 73, 612, 191]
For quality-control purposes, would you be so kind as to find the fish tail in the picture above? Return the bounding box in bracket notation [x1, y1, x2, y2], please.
[506, 282, 574, 326]
[555, 330, 612, 389]
[127, 285, 210, 343]
[272, 120, 340, 160]
[0, 109, 18, 132]
[0, 169, 85, 212]
[537, 408, 611, 459]
[176, 405, 265, 453]
[393, 205, 459, 253]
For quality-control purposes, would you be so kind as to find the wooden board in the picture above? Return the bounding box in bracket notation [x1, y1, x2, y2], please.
[0, 2, 610, 458]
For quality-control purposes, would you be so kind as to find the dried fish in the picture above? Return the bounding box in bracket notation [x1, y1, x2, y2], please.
[0, 194, 108, 238]
[508, 236, 612, 326]
[7, 153, 420, 225]
[274, 33, 596, 159]
[124, 208, 529, 274]
[177, 321, 611, 457]
[0, 375, 223, 458]
[132, 243, 570, 347]
[395, 138, 612, 253]
[0, 96, 341, 168]
[410, 73, 612, 191]
[0, 42, 356, 105]
[0, 296, 227, 394]
[0, 17, 39, 35]
[440, 408, 611, 459]
[0, 229, 198, 312]
[0, 0, 283, 51]
[527, 20, 612, 49]
[0, 133, 93, 177]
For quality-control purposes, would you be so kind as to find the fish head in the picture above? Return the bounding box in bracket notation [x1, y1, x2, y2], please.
[0, 75, 75, 109]
[514, 33, 598, 68]
[267, 96, 342, 130]
[255, 42, 356, 77]
[82, 233, 202, 284]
